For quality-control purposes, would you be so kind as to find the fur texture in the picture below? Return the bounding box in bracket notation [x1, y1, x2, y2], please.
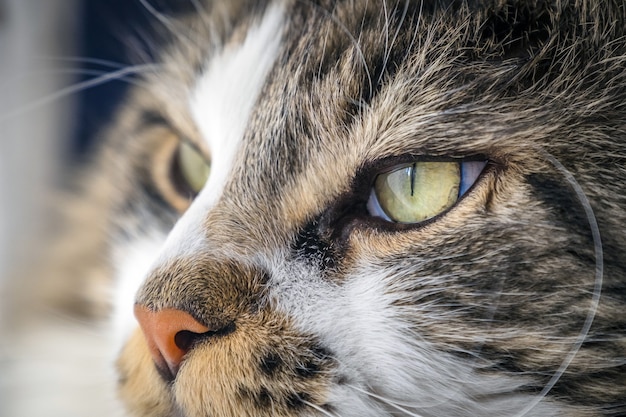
[57, 0, 626, 416]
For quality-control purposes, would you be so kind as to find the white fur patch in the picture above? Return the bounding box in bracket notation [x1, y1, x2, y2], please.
[161, 2, 286, 259]
[191, 3, 285, 204]
[268, 258, 567, 416]
[112, 233, 168, 349]
[112, 4, 285, 344]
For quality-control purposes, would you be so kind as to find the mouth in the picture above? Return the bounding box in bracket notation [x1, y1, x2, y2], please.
[171, 405, 188, 417]
[154, 360, 177, 383]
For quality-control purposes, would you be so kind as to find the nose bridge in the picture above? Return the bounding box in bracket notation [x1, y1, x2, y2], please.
[134, 154, 283, 319]
[135, 254, 266, 327]
[159, 178, 282, 264]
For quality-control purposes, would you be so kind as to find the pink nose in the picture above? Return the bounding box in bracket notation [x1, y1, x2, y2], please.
[134, 305, 211, 380]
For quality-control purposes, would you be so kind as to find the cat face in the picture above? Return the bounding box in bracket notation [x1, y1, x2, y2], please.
[106, 1, 626, 416]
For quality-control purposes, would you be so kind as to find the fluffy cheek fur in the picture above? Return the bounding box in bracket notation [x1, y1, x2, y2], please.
[117, 309, 335, 417]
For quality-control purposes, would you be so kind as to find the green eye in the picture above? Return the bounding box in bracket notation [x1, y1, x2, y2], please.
[176, 141, 211, 194]
[367, 161, 485, 224]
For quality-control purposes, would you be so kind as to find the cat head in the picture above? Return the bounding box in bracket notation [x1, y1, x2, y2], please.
[100, 1, 626, 416]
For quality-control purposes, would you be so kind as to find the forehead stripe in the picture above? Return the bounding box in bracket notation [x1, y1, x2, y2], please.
[191, 3, 286, 204]
[162, 3, 286, 259]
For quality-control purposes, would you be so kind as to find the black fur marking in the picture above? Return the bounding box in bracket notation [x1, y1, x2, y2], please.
[115, 177, 178, 241]
[359, 37, 411, 106]
[292, 218, 337, 270]
[286, 392, 309, 410]
[548, 366, 626, 414]
[238, 385, 274, 408]
[154, 362, 175, 384]
[526, 173, 594, 243]
[295, 361, 321, 378]
[476, 1, 552, 59]
[260, 352, 282, 376]
[310, 345, 332, 361]
[258, 387, 273, 408]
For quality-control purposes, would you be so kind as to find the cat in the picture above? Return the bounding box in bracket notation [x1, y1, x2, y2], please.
[39, 0, 626, 416]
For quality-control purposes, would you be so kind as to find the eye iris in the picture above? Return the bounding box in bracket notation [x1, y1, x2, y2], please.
[374, 162, 460, 223]
[177, 141, 211, 194]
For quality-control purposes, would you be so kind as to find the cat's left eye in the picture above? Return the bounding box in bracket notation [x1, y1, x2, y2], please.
[175, 140, 211, 195]
[158, 139, 212, 213]
[367, 160, 486, 223]
[142, 118, 212, 213]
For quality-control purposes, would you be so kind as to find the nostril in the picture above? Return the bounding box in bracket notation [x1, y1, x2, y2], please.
[175, 320, 237, 347]
[173, 322, 236, 352]
[134, 305, 223, 380]
[174, 330, 203, 352]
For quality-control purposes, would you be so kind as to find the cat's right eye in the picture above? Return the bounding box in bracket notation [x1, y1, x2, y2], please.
[366, 160, 486, 224]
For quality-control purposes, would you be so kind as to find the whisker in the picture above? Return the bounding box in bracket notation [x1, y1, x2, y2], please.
[0, 67, 149, 88]
[301, 400, 341, 417]
[382, 0, 390, 80]
[378, 0, 411, 87]
[346, 384, 426, 417]
[317, 20, 331, 80]
[406, 0, 424, 54]
[513, 149, 604, 417]
[0, 64, 157, 123]
[35, 56, 131, 70]
[186, 0, 213, 33]
[138, 0, 200, 49]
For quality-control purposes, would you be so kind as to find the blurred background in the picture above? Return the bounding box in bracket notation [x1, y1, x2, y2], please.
[0, 1, 188, 415]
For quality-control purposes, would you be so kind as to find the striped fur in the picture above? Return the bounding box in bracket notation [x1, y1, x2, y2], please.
[71, 0, 626, 416]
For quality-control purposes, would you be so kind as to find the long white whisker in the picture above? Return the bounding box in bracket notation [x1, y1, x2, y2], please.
[346, 384, 425, 417]
[138, 0, 199, 48]
[406, 0, 424, 54]
[35, 56, 130, 69]
[302, 400, 341, 417]
[300, 0, 373, 98]
[382, 0, 390, 80]
[0, 67, 148, 88]
[317, 19, 331, 80]
[379, 0, 410, 87]
[513, 150, 604, 417]
[0, 64, 156, 123]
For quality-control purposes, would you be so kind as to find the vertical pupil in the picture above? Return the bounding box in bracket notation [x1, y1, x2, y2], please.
[410, 163, 416, 197]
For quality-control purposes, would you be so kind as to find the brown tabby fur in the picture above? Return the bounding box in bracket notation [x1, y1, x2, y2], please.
[48, 0, 626, 416]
